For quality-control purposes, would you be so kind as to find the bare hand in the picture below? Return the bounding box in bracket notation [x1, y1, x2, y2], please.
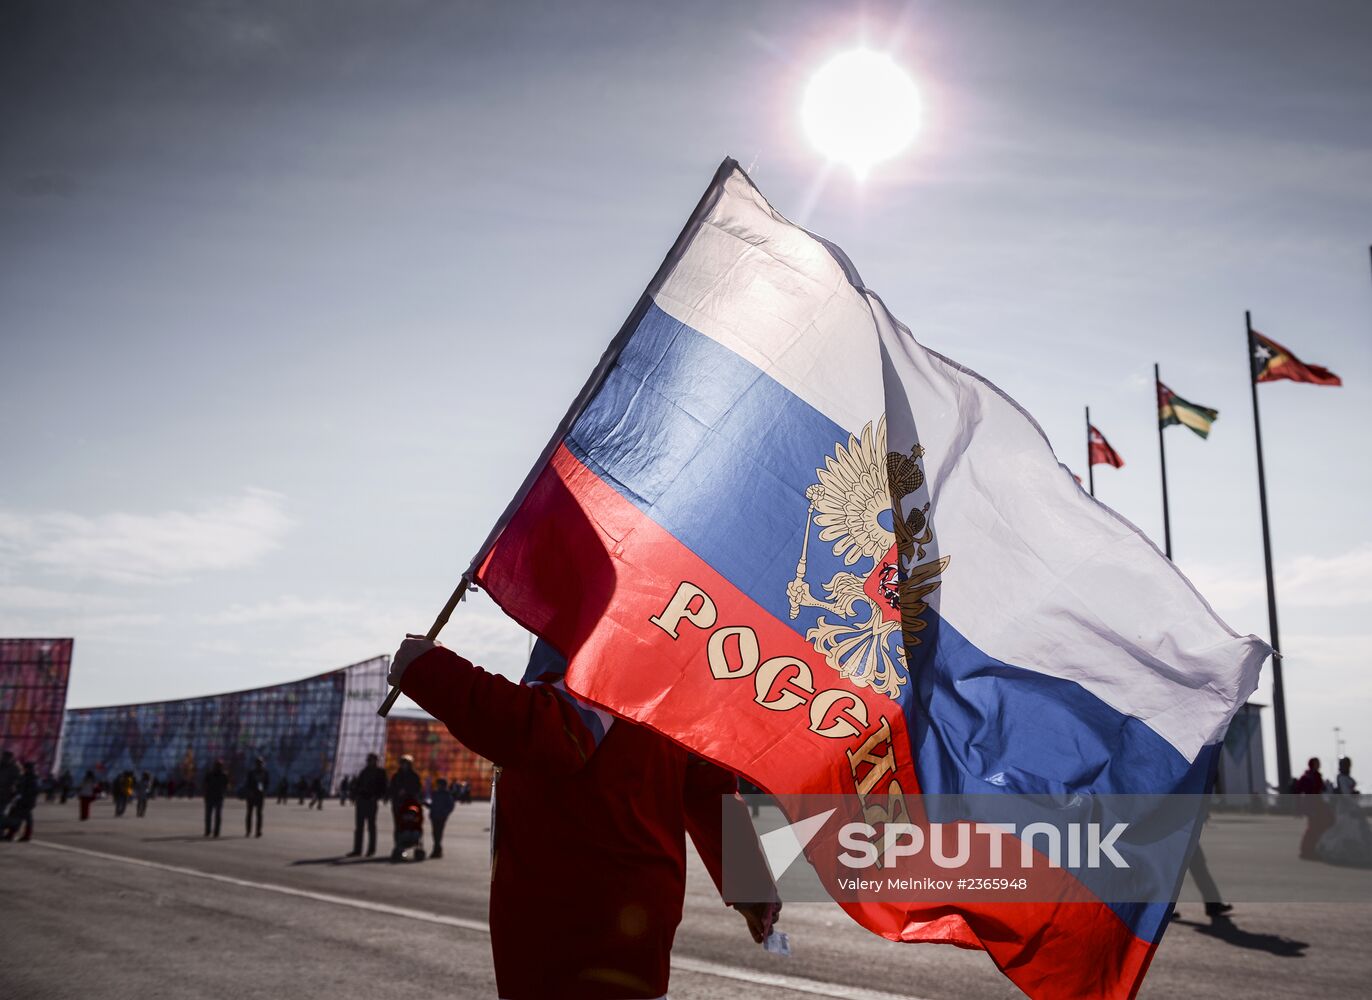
[732, 900, 781, 944]
[389, 634, 440, 686]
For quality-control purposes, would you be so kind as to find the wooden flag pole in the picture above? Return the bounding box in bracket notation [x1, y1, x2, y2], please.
[1154, 363, 1172, 559]
[376, 576, 471, 718]
[1085, 406, 1095, 497]
[1246, 310, 1291, 791]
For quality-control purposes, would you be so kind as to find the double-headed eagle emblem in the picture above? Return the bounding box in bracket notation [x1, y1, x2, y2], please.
[786, 416, 949, 700]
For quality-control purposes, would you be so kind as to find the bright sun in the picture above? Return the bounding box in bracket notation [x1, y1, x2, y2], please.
[801, 49, 922, 178]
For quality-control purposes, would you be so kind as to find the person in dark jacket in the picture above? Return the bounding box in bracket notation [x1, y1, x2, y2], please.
[427, 778, 455, 859]
[203, 760, 229, 837]
[390, 636, 778, 1000]
[388, 754, 423, 850]
[242, 757, 269, 837]
[135, 771, 153, 818]
[347, 753, 388, 857]
[1, 761, 39, 841]
[0, 750, 18, 818]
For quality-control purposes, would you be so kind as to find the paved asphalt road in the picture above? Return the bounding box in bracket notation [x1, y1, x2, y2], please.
[2, 800, 1368, 999]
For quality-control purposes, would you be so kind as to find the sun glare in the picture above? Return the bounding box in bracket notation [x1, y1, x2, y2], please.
[802, 49, 922, 179]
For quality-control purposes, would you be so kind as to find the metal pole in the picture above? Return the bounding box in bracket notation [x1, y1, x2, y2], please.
[1247, 311, 1290, 791]
[1086, 406, 1095, 497]
[1154, 364, 1172, 559]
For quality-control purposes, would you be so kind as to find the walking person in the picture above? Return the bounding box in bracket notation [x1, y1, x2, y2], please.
[427, 778, 455, 859]
[347, 753, 388, 857]
[203, 761, 228, 838]
[388, 754, 423, 852]
[309, 776, 324, 810]
[0, 750, 18, 817]
[1318, 757, 1372, 867]
[135, 771, 153, 818]
[112, 771, 131, 817]
[77, 771, 97, 821]
[243, 758, 269, 837]
[1333, 756, 1357, 797]
[58, 770, 72, 804]
[1, 761, 39, 842]
[1295, 757, 1334, 859]
[338, 775, 351, 806]
[1171, 842, 1233, 920]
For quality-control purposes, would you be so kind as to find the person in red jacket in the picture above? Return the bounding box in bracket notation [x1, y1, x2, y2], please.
[1294, 757, 1334, 859]
[390, 634, 779, 1000]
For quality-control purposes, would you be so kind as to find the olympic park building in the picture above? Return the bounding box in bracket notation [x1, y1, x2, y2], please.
[0, 639, 494, 797]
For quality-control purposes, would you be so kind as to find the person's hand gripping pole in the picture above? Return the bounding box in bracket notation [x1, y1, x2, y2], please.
[376, 576, 470, 717]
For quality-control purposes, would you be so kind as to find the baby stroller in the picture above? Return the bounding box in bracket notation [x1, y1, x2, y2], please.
[391, 795, 426, 862]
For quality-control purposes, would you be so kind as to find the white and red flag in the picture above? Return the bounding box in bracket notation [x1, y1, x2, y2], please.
[1089, 424, 1125, 469]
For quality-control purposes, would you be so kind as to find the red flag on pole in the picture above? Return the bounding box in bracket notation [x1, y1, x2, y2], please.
[1088, 424, 1125, 469]
[1251, 331, 1342, 386]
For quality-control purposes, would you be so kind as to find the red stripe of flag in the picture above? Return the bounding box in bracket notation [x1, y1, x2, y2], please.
[1252, 331, 1342, 386]
[1088, 425, 1125, 469]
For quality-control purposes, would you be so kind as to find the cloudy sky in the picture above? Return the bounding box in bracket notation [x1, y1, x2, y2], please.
[2, 0, 1369, 783]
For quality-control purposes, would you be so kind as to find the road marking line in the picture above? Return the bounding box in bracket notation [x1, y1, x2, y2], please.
[30, 840, 926, 1000]
[670, 956, 925, 1000]
[30, 840, 488, 933]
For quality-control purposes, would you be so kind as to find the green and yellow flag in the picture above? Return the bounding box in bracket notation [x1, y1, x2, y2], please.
[1157, 382, 1218, 438]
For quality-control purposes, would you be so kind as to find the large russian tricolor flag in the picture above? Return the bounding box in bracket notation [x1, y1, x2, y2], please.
[467, 160, 1267, 998]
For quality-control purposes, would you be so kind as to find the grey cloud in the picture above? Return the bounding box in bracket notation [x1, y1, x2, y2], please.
[0, 489, 293, 585]
[13, 172, 76, 198]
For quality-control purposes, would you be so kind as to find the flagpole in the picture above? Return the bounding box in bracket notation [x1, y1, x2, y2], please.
[376, 159, 742, 719]
[376, 577, 470, 718]
[1247, 310, 1291, 791]
[1085, 406, 1095, 497]
[1154, 363, 1172, 559]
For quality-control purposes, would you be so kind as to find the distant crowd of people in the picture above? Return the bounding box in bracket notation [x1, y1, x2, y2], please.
[1166, 757, 1370, 926]
[0, 746, 477, 855]
[1292, 755, 1371, 867]
[193, 751, 474, 854]
[195, 753, 477, 850]
[343, 752, 473, 859]
[6, 743, 1370, 869]
[0, 747, 479, 852]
